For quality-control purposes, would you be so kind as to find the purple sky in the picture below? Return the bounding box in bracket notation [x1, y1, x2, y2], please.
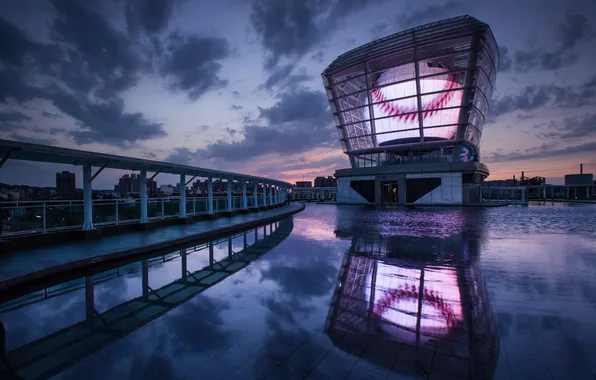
[1, 0, 595, 189]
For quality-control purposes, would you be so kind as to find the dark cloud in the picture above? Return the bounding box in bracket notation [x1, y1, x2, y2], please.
[231, 90, 241, 97]
[0, 18, 49, 103]
[484, 141, 596, 163]
[261, 63, 313, 91]
[9, 133, 57, 146]
[51, 0, 145, 95]
[250, 0, 383, 69]
[557, 11, 595, 49]
[49, 127, 68, 135]
[258, 88, 328, 124]
[369, 22, 388, 37]
[396, 0, 470, 28]
[0, 110, 31, 122]
[498, 45, 512, 72]
[160, 33, 230, 101]
[166, 88, 336, 164]
[41, 111, 63, 119]
[311, 51, 324, 64]
[224, 127, 238, 136]
[490, 76, 596, 119]
[51, 93, 166, 147]
[279, 155, 348, 172]
[0, 2, 168, 146]
[502, 12, 594, 73]
[125, 0, 176, 35]
[230, 104, 243, 110]
[164, 147, 195, 165]
[537, 114, 596, 141]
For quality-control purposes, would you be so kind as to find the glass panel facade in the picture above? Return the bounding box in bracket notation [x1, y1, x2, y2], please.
[323, 16, 498, 166]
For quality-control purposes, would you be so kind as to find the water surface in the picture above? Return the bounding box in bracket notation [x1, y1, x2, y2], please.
[1, 204, 595, 380]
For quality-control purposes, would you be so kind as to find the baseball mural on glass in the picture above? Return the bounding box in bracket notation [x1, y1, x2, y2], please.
[366, 61, 463, 145]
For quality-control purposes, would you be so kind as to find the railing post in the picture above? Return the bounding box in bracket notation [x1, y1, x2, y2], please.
[82, 164, 94, 231]
[227, 178, 233, 211]
[263, 184, 268, 207]
[161, 198, 165, 219]
[42, 201, 47, 232]
[179, 174, 186, 218]
[208, 176, 214, 214]
[268, 185, 272, 205]
[115, 199, 119, 224]
[140, 170, 148, 224]
[254, 182, 258, 209]
[242, 180, 247, 209]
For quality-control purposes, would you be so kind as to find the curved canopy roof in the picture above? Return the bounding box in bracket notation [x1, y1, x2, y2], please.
[0, 139, 292, 188]
[322, 15, 497, 75]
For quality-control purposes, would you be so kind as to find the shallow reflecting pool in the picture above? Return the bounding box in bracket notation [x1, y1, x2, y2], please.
[1, 204, 595, 380]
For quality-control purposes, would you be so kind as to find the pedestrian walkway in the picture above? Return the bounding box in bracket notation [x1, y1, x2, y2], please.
[0, 203, 304, 283]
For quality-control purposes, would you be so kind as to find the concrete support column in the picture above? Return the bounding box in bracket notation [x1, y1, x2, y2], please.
[227, 179, 233, 211]
[83, 164, 94, 230]
[179, 174, 186, 218]
[140, 170, 148, 223]
[263, 184, 268, 207]
[242, 180, 247, 209]
[207, 176, 214, 214]
[254, 182, 258, 208]
[398, 175, 406, 205]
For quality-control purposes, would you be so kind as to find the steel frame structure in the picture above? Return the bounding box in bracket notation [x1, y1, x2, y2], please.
[321, 15, 499, 168]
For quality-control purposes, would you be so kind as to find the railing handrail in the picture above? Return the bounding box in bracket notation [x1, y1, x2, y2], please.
[0, 195, 251, 205]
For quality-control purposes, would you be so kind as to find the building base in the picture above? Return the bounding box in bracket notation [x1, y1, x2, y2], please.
[335, 162, 489, 206]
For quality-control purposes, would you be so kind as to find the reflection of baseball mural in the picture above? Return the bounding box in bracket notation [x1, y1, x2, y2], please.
[366, 265, 462, 345]
[325, 226, 499, 378]
[365, 61, 463, 145]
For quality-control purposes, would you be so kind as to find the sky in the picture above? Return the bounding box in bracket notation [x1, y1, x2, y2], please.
[1, 0, 595, 189]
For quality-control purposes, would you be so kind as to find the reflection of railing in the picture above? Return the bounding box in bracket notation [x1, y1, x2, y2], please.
[1, 218, 294, 380]
[0, 196, 261, 236]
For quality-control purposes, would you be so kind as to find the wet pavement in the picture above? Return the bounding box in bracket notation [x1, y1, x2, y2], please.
[0, 203, 301, 282]
[1, 203, 595, 379]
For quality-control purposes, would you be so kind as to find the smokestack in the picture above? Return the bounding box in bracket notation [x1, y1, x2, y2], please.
[521, 171, 524, 180]
[581, 164, 583, 174]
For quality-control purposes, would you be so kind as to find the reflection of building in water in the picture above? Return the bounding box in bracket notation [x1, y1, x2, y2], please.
[326, 225, 498, 378]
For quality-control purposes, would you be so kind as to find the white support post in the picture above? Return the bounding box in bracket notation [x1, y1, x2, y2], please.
[207, 176, 214, 214]
[140, 170, 148, 223]
[83, 164, 94, 231]
[179, 174, 186, 218]
[242, 180, 247, 209]
[227, 179, 233, 211]
[269, 185, 273, 205]
[254, 182, 258, 208]
[263, 184, 268, 207]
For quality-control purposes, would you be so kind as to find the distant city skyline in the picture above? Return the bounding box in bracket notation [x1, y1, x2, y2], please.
[1, 0, 595, 188]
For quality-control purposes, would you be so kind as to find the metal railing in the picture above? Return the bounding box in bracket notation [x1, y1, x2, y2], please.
[0, 195, 278, 236]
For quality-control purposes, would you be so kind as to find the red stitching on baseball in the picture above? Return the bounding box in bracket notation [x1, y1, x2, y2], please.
[373, 284, 458, 329]
[372, 74, 457, 121]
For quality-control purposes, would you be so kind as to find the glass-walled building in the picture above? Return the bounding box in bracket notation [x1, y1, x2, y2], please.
[322, 16, 498, 205]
